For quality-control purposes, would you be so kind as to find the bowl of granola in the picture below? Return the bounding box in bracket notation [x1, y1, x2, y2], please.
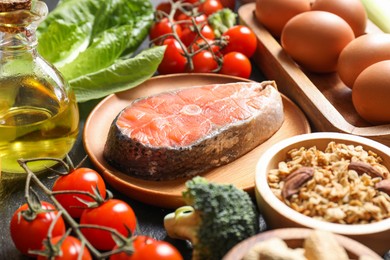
[255, 132, 390, 256]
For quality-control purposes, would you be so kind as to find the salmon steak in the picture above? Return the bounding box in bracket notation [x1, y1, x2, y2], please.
[103, 81, 284, 180]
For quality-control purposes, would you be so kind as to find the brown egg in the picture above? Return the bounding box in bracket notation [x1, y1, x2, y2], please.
[338, 33, 390, 88]
[255, 0, 311, 38]
[311, 0, 367, 37]
[352, 60, 390, 124]
[281, 11, 355, 73]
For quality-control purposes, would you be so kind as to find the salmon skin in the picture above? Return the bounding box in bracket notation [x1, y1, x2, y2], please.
[103, 81, 284, 181]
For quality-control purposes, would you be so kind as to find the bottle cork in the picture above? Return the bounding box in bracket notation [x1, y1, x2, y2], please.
[0, 0, 32, 12]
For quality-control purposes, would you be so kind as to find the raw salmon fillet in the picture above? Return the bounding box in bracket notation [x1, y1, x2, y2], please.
[103, 81, 284, 180]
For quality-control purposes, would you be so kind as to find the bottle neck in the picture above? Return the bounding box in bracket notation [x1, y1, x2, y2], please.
[0, 29, 37, 51]
[0, 1, 47, 50]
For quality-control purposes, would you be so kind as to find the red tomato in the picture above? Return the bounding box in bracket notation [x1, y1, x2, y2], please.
[10, 201, 66, 257]
[80, 199, 137, 251]
[220, 52, 252, 78]
[156, 2, 172, 15]
[180, 24, 215, 47]
[219, 0, 235, 9]
[37, 236, 92, 260]
[149, 18, 182, 44]
[191, 38, 221, 53]
[176, 13, 207, 30]
[158, 38, 187, 74]
[221, 25, 257, 58]
[52, 167, 107, 218]
[199, 0, 224, 16]
[191, 50, 219, 73]
[109, 236, 183, 260]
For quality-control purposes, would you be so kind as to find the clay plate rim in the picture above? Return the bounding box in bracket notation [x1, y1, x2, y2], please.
[83, 73, 311, 208]
[222, 228, 382, 260]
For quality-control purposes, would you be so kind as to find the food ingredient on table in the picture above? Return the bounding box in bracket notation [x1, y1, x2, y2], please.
[103, 81, 284, 181]
[150, 0, 257, 78]
[242, 230, 349, 260]
[255, 0, 311, 38]
[311, 0, 367, 37]
[37, 0, 165, 102]
[352, 60, 390, 124]
[10, 157, 184, 259]
[10, 201, 66, 257]
[52, 166, 107, 218]
[109, 235, 183, 260]
[36, 235, 93, 260]
[281, 11, 355, 73]
[80, 198, 137, 251]
[337, 33, 390, 88]
[268, 141, 390, 224]
[164, 176, 259, 260]
[360, 0, 390, 33]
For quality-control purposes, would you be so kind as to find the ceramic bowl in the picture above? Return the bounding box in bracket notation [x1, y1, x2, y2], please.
[255, 132, 390, 256]
[223, 228, 383, 260]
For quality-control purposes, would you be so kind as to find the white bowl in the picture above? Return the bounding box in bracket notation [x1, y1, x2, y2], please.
[255, 132, 390, 256]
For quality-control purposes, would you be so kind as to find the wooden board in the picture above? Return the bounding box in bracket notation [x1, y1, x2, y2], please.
[83, 73, 311, 209]
[238, 3, 390, 146]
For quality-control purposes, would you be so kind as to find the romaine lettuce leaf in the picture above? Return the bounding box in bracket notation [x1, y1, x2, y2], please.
[69, 46, 166, 103]
[37, 0, 161, 102]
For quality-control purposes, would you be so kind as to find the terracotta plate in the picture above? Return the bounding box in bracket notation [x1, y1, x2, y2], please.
[83, 73, 311, 208]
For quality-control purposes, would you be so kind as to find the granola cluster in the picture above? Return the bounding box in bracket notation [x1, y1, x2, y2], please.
[268, 141, 390, 224]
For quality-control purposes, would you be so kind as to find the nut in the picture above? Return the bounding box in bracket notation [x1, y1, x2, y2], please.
[348, 161, 383, 179]
[282, 167, 314, 199]
[375, 179, 390, 196]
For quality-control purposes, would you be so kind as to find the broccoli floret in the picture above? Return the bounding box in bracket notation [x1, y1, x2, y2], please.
[164, 176, 259, 260]
[208, 8, 237, 37]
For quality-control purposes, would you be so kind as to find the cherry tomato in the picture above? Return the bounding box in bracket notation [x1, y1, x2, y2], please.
[158, 38, 187, 75]
[10, 201, 66, 257]
[219, 0, 235, 9]
[199, 0, 224, 16]
[37, 235, 92, 260]
[220, 52, 252, 79]
[176, 13, 207, 30]
[80, 199, 137, 251]
[109, 236, 183, 260]
[191, 38, 221, 53]
[191, 50, 219, 73]
[52, 167, 107, 218]
[221, 25, 257, 58]
[156, 2, 172, 15]
[149, 18, 182, 44]
[180, 24, 215, 47]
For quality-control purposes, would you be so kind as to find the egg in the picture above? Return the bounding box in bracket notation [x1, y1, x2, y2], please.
[311, 0, 367, 37]
[255, 0, 311, 38]
[338, 33, 390, 88]
[352, 60, 390, 124]
[281, 11, 355, 73]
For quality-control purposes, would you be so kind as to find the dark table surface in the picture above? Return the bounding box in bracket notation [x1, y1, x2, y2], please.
[1, 0, 389, 259]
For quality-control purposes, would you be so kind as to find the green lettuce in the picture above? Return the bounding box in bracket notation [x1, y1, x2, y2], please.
[37, 0, 165, 102]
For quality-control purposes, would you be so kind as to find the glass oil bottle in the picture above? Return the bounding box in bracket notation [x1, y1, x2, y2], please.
[0, 0, 79, 174]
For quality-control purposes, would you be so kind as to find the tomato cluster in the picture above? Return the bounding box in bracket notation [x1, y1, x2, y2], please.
[150, 0, 257, 79]
[9, 164, 182, 259]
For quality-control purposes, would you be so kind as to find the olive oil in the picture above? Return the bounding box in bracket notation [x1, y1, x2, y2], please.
[0, 75, 79, 173]
[0, 0, 79, 174]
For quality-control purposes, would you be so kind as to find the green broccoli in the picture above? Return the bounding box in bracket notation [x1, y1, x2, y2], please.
[164, 176, 259, 260]
[208, 8, 238, 38]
